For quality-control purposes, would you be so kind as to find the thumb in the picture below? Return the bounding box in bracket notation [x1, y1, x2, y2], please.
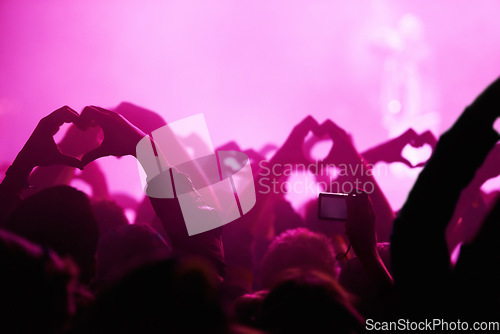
[57, 154, 84, 170]
[81, 146, 107, 166]
[399, 157, 413, 168]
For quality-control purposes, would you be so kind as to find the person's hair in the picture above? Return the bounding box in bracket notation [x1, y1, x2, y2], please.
[0, 229, 78, 333]
[5, 185, 99, 282]
[260, 269, 364, 334]
[261, 228, 338, 288]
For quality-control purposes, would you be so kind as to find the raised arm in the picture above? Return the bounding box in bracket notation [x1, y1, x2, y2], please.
[0, 106, 83, 225]
[390, 76, 500, 319]
[78, 106, 225, 276]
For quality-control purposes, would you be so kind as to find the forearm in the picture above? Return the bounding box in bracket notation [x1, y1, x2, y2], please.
[0, 156, 34, 226]
[149, 195, 225, 277]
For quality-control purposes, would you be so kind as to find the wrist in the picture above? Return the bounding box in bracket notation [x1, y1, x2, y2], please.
[2, 164, 32, 195]
[11, 154, 35, 179]
[353, 245, 379, 261]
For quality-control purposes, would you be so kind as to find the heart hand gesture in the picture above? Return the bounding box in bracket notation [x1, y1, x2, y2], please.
[13, 106, 84, 174]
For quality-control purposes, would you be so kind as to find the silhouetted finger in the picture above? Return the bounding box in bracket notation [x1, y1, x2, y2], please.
[49, 106, 80, 125]
[90, 105, 115, 115]
[81, 146, 107, 166]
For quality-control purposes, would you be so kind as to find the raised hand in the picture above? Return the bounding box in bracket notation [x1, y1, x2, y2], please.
[258, 143, 278, 159]
[475, 143, 500, 184]
[26, 110, 107, 194]
[12, 106, 83, 174]
[362, 129, 419, 167]
[389, 77, 500, 319]
[79, 106, 146, 166]
[216, 141, 241, 152]
[319, 119, 361, 165]
[466, 76, 500, 126]
[271, 115, 321, 166]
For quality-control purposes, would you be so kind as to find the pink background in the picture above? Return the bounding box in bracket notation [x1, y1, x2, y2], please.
[1, 0, 500, 210]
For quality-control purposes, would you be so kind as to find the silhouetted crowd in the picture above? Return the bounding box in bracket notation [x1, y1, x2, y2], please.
[1, 77, 500, 333]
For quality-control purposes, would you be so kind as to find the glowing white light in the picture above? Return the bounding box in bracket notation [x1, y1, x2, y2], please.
[388, 99, 402, 114]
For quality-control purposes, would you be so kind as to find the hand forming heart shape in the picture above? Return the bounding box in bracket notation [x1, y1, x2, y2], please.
[13, 105, 147, 174]
[361, 128, 437, 169]
[14, 106, 86, 172]
[21, 105, 438, 176]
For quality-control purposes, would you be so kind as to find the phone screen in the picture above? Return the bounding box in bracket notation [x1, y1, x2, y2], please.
[318, 193, 348, 221]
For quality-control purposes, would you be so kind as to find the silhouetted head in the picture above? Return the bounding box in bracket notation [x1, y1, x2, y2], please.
[260, 269, 363, 334]
[6, 185, 99, 283]
[91, 199, 129, 237]
[261, 228, 338, 288]
[113, 102, 166, 134]
[73, 257, 227, 334]
[95, 224, 171, 289]
[0, 229, 78, 333]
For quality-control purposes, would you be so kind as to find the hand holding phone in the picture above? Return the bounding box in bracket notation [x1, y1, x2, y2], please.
[318, 191, 377, 256]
